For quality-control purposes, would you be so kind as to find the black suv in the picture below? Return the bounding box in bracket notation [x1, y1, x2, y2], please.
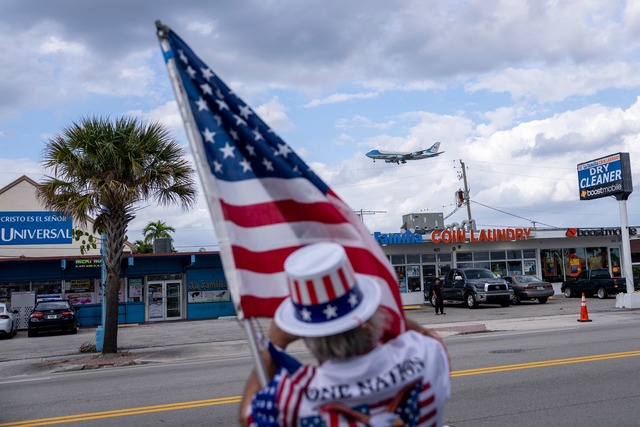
[442, 268, 512, 309]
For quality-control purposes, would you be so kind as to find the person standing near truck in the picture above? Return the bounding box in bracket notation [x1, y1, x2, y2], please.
[433, 277, 445, 315]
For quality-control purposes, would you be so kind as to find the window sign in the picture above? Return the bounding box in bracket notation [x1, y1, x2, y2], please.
[128, 278, 144, 302]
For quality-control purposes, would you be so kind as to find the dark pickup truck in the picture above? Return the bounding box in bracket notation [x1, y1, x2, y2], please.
[561, 268, 640, 299]
[441, 267, 513, 309]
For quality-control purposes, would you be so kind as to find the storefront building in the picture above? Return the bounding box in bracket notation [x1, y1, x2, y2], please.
[0, 252, 235, 329]
[375, 226, 639, 306]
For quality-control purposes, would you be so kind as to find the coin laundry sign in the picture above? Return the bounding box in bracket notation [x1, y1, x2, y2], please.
[0, 211, 72, 245]
[577, 152, 633, 200]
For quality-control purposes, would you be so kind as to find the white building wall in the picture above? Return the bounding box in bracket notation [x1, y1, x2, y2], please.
[0, 176, 101, 258]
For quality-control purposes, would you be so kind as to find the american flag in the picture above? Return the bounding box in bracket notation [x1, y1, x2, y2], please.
[158, 24, 404, 335]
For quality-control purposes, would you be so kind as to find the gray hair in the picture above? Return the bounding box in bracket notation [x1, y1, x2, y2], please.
[303, 310, 384, 362]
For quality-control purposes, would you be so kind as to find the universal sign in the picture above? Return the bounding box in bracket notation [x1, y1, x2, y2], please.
[577, 152, 633, 201]
[0, 211, 72, 245]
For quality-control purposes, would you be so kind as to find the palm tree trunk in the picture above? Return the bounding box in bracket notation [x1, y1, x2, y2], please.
[101, 209, 129, 354]
[103, 273, 120, 353]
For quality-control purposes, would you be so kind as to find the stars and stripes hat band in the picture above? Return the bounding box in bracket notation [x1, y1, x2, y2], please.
[275, 242, 382, 337]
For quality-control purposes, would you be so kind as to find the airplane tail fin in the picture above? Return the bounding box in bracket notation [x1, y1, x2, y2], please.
[428, 141, 441, 153]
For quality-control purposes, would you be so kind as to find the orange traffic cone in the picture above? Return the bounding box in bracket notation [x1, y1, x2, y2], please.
[577, 293, 592, 322]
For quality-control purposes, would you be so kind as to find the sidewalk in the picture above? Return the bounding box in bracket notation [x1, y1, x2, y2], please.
[1, 304, 639, 377]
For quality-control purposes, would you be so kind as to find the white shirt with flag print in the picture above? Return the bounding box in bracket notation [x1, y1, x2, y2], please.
[250, 331, 450, 427]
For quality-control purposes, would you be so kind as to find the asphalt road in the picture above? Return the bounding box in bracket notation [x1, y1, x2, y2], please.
[2, 298, 640, 426]
[0, 292, 630, 377]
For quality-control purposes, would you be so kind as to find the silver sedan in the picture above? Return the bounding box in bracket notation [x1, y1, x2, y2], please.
[504, 275, 554, 304]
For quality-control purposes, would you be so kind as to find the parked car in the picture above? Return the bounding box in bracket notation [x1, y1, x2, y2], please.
[0, 302, 18, 338]
[561, 268, 640, 299]
[503, 275, 554, 304]
[28, 299, 78, 337]
[441, 268, 513, 309]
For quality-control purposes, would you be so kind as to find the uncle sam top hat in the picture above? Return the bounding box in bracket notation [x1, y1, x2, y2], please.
[274, 242, 382, 337]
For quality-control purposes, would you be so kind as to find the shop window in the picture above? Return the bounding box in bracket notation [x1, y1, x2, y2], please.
[421, 253, 436, 263]
[391, 255, 405, 265]
[437, 253, 452, 263]
[523, 249, 536, 258]
[474, 251, 489, 261]
[474, 262, 490, 269]
[490, 251, 505, 260]
[33, 281, 62, 297]
[407, 265, 421, 292]
[394, 266, 407, 293]
[491, 262, 507, 277]
[523, 260, 537, 276]
[65, 279, 97, 306]
[541, 249, 564, 282]
[457, 252, 473, 262]
[507, 260, 522, 275]
[0, 282, 29, 303]
[564, 248, 586, 278]
[609, 247, 621, 277]
[128, 278, 144, 302]
[457, 262, 473, 269]
[586, 247, 608, 270]
[507, 250, 522, 260]
[422, 264, 436, 278]
[438, 264, 451, 277]
[406, 254, 420, 264]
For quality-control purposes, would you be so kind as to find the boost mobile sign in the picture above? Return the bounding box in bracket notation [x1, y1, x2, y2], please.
[577, 152, 633, 201]
[0, 211, 73, 245]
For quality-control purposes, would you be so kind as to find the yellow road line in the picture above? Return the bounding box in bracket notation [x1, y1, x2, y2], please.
[4, 349, 640, 426]
[451, 349, 640, 377]
[0, 397, 241, 427]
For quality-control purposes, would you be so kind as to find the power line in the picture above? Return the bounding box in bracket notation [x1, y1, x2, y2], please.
[470, 199, 557, 228]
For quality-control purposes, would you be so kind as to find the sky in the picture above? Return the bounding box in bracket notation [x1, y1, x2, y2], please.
[1, 0, 640, 252]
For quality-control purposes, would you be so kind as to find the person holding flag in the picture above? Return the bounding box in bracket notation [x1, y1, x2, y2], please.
[156, 22, 449, 425]
[238, 242, 450, 426]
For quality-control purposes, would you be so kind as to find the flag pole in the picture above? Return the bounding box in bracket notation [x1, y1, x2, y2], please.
[155, 20, 268, 386]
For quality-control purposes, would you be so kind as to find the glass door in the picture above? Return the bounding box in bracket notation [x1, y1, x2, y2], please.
[165, 282, 182, 320]
[147, 281, 182, 321]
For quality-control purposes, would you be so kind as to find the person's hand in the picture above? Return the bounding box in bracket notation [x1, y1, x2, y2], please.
[268, 321, 299, 349]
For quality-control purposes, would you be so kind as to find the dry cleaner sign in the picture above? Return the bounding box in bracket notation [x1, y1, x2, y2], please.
[577, 152, 633, 200]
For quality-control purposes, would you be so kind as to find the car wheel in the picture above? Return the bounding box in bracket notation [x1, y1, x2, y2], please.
[70, 326, 78, 334]
[538, 297, 548, 304]
[27, 329, 36, 338]
[563, 287, 573, 298]
[511, 294, 520, 305]
[596, 287, 608, 299]
[466, 293, 478, 309]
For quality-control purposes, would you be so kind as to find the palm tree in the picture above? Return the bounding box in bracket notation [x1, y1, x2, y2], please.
[37, 116, 196, 354]
[134, 240, 154, 254]
[142, 220, 176, 244]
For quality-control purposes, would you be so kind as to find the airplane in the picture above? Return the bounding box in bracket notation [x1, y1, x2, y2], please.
[365, 142, 444, 164]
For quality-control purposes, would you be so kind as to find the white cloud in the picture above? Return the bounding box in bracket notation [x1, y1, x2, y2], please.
[254, 97, 294, 132]
[305, 92, 378, 108]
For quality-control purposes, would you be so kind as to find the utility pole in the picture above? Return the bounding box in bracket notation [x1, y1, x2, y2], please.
[459, 160, 473, 228]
